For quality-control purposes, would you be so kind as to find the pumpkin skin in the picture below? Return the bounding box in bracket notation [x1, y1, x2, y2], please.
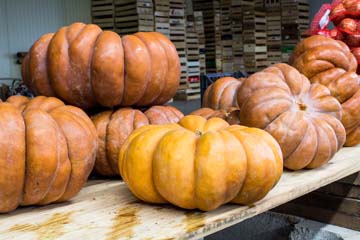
[290, 35, 360, 146]
[119, 115, 283, 211]
[0, 96, 97, 213]
[237, 63, 346, 170]
[289, 35, 357, 76]
[203, 77, 244, 110]
[91, 105, 183, 176]
[190, 107, 240, 125]
[22, 22, 180, 109]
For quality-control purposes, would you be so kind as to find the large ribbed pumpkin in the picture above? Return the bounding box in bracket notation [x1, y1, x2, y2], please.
[119, 115, 283, 211]
[92, 105, 183, 176]
[202, 77, 244, 110]
[21, 22, 180, 109]
[0, 96, 97, 213]
[290, 35, 360, 147]
[237, 63, 346, 170]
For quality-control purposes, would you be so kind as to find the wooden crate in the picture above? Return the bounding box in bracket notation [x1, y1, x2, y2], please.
[281, 0, 309, 43]
[193, 0, 222, 73]
[266, 9, 282, 64]
[275, 172, 360, 231]
[243, 9, 268, 73]
[265, 0, 280, 8]
[154, 0, 170, 37]
[281, 44, 295, 63]
[186, 16, 200, 78]
[113, 0, 154, 35]
[255, 0, 264, 9]
[231, 0, 244, 70]
[174, 87, 201, 100]
[170, 0, 187, 84]
[91, 0, 115, 30]
[194, 11, 206, 74]
[220, 0, 233, 72]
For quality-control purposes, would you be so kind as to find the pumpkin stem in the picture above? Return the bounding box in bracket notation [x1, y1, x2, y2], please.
[297, 101, 307, 111]
[195, 130, 202, 136]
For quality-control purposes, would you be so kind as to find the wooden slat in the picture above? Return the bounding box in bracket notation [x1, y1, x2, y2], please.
[1, 147, 360, 239]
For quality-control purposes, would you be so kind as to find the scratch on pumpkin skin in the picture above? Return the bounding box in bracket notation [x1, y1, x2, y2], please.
[9, 211, 74, 238]
[106, 206, 140, 240]
[183, 212, 206, 233]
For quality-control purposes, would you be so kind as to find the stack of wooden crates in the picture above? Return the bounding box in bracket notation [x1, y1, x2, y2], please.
[265, 0, 282, 65]
[231, 0, 244, 71]
[220, 0, 233, 73]
[193, 0, 222, 73]
[114, 0, 154, 35]
[169, 0, 187, 85]
[154, 0, 170, 37]
[91, 0, 310, 101]
[243, 1, 268, 74]
[91, 0, 115, 30]
[194, 11, 206, 74]
[281, 0, 309, 62]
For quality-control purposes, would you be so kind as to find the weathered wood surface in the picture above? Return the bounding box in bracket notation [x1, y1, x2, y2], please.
[1, 146, 360, 240]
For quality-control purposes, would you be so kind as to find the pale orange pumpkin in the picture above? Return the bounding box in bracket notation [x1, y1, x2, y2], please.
[119, 115, 283, 211]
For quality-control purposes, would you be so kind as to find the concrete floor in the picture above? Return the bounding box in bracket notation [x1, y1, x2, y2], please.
[205, 212, 360, 240]
[168, 99, 201, 115]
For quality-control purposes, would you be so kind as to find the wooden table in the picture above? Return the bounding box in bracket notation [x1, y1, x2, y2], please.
[1, 147, 360, 240]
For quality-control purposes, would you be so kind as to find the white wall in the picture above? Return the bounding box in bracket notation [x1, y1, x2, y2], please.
[0, 0, 91, 81]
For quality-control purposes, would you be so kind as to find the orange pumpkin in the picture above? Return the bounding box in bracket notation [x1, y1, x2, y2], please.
[22, 22, 180, 109]
[202, 77, 244, 110]
[0, 96, 97, 213]
[237, 63, 346, 170]
[290, 35, 360, 146]
[190, 107, 240, 125]
[92, 105, 183, 176]
[119, 115, 283, 211]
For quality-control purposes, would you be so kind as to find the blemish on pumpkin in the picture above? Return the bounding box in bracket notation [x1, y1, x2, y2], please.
[105, 206, 140, 240]
[183, 211, 205, 233]
[9, 211, 74, 238]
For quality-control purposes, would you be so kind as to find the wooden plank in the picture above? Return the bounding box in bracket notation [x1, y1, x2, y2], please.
[1, 147, 360, 239]
[275, 202, 360, 231]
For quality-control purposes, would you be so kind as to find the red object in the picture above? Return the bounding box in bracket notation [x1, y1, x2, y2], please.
[188, 76, 200, 83]
[331, 28, 344, 40]
[345, 33, 360, 46]
[330, 3, 347, 24]
[338, 18, 358, 33]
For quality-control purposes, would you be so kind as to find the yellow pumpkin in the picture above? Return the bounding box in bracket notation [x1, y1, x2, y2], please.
[119, 115, 283, 211]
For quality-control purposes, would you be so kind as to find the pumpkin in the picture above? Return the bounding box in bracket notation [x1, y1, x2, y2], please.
[119, 115, 283, 211]
[21, 22, 180, 109]
[290, 35, 360, 146]
[92, 105, 183, 176]
[0, 96, 97, 213]
[190, 107, 240, 125]
[202, 77, 244, 110]
[237, 63, 346, 170]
